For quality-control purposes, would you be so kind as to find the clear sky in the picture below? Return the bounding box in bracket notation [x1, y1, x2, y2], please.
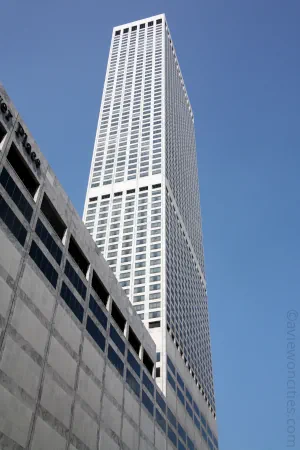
[1, 1, 300, 449]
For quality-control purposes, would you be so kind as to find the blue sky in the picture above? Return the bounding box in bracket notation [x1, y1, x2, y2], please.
[1, 1, 300, 449]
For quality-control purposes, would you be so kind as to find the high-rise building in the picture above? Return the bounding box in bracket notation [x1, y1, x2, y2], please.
[83, 13, 216, 421]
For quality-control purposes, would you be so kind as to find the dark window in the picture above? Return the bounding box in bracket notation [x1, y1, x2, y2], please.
[110, 324, 125, 355]
[60, 282, 84, 322]
[178, 440, 186, 450]
[127, 189, 135, 194]
[152, 183, 161, 189]
[0, 121, 7, 143]
[187, 436, 194, 450]
[194, 415, 200, 431]
[126, 369, 140, 397]
[40, 194, 66, 240]
[207, 426, 213, 439]
[156, 352, 160, 362]
[143, 371, 154, 396]
[132, 25, 137, 31]
[156, 367, 161, 378]
[7, 143, 39, 197]
[86, 316, 105, 351]
[0, 195, 27, 246]
[102, 194, 110, 199]
[193, 401, 200, 417]
[65, 260, 87, 300]
[0, 168, 33, 222]
[29, 241, 58, 288]
[148, 21, 153, 26]
[177, 372, 184, 390]
[89, 196, 98, 202]
[168, 426, 177, 447]
[143, 350, 154, 375]
[156, 391, 166, 414]
[111, 301, 126, 332]
[208, 438, 214, 450]
[167, 371, 176, 391]
[128, 327, 141, 355]
[114, 191, 122, 196]
[127, 350, 140, 377]
[186, 402, 193, 419]
[68, 235, 89, 276]
[201, 428, 208, 442]
[156, 18, 162, 24]
[108, 345, 124, 376]
[186, 388, 193, 405]
[123, 28, 129, 33]
[140, 23, 145, 29]
[139, 186, 148, 191]
[167, 356, 175, 375]
[91, 271, 109, 305]
[142, 390, 154, 416]
[35, 219, 62, 265]
[89, 295, 107, 329]
[115, 30, 120, 36]
[149, 320, 160, 329]
[177, 387, 185, 405]
[168, 408, 177, 429]
[178, 423, 186, 443]
[156, 409, 166, 433]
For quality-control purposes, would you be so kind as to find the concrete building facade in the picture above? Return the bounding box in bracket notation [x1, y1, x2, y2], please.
[0, 83, 218, 450]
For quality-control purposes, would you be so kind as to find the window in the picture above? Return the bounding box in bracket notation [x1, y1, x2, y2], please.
[167, 371, 176, 391]
[168, 426, 177, 447]
[127, 350, 140, 377]
[110, 324, 125, 355]
[143, 371, 154, 396]
[156, 409, 166, 432]
[149, 320, 160, 329]
[0, 121, 7, 143]
[0, 168, 33, 222]
[41, 194, 66, 239]
[89, 295, 107, 329]
[29, 241, 58, 288]
[7, 143, 39, 197]
[156, 352, 160, 362]
[111, 301, 126, 332]
[186, 402, 193, 419]
[156, 367, 161, 378]
[64, 260, 87, 300]
[167, 356, 176, 375]
[186, 388, 193, 405]
[142, 390, 154, 416]
[187, 437, 194, 450]
[126, 369, 140, 397]
[35, 219, 62, 265]
[168, 408, 177, 429]
[91, 271, 109, 305]
[86, 316, 106, 352]
[108, 345, 124, 376]
[60, 282, 84, 322]
[68, 236, 89, 276]
[178, 423, 186, 443]
[177, 372, 185, 391]
[128, 327, 141, 355]
[0, 196, 27, 245]
[143, 350, 154, 375]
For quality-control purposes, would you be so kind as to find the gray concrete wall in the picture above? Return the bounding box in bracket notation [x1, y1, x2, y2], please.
[0, 84, 218, 450]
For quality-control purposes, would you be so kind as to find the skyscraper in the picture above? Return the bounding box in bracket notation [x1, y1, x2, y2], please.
[84, 12, 216, 420]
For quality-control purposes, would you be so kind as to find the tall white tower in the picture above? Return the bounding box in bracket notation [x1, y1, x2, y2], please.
[83, 14, 216, 416]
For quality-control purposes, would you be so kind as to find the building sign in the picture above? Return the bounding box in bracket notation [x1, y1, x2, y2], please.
[0, 95, 41, 169]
